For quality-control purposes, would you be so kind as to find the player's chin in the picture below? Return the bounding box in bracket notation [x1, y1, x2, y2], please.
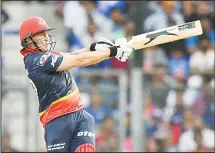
[41, 46, 49, 52]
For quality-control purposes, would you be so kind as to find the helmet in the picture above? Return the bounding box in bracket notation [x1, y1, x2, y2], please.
[19, 16, 56, 51]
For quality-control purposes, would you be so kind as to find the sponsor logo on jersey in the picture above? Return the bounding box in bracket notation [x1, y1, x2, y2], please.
[38, 52, 51, 66]
[77, 131, 95, 138]
[47, 143, 66, 151]
[51, 54, 59, 67]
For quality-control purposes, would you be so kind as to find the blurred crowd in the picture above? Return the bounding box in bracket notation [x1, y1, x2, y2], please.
[1, 0, 214, 152]
[58, 1, 215, 152]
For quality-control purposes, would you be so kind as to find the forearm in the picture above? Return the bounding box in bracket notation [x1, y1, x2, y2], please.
[70, 46, 91, 55]
[61, 46, 90, 55]
[57, 48, 112, 71]
[73, 49, 110, 67]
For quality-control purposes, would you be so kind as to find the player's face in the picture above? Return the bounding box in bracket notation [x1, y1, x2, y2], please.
[33, 31, 49, 52]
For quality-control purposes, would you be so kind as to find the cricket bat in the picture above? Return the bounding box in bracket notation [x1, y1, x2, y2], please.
[127, 20, 203, 50]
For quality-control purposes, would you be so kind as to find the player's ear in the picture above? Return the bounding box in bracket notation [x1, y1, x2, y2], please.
[22, 37, 33, 48]
[21, 38, 29, 48]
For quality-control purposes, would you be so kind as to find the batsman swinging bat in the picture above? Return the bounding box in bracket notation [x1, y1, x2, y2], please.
[128, 20, 203, 50]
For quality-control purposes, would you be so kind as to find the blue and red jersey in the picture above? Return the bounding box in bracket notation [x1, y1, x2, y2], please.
[20, 48, 84, 127]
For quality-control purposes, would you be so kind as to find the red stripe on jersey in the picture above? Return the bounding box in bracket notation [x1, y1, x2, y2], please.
[40, 90, 84, 127]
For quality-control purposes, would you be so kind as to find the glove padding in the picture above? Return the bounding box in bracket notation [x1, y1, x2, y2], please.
[90, 38, 114, 51]
[115, 38, 134, 62]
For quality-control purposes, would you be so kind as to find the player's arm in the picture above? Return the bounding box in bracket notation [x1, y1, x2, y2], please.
[59, 38, 115, 55]
[37, 37, 133, 72]
[56, 47, 114, 71]
[60, 47, 90, 55]
[57, 38, 133, 71]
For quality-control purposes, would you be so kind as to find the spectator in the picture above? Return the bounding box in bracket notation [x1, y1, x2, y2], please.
[96, 116, 117, 148]
[85, 90, 111, 125]
[182, 1, 213, 23]
[190, 80, 209, 118]
[80, 1, 113, 40]
[148, 1, 181, 12]
[183, 75, 203, 108]
[153, 131, 170, 152]
[97, 133, 119, 152]
[143, 1, 184, 32]
[143, 92, 157, 129]
[196, 1, 213, 17]
[185, 16, 215, 54]
[53, 0, 64, 19]
[189, 34, 214, 74]
[109, 7, 127, 40]
[192, 128, 212, 152]
[65, 29, 83, 52]
[144, 65, 171, 109]
[123, 19, 135, 40]
[63, 1, 113, 51]
[201, 84, 214, 130]
[81, 18, 103, 47]
[143, 46, 168, 78]
[80, 18, 112, 69]
[63, 1, 86, 51]
[63, 1, 87, 37]
[168, 48, 190, 83]
[146, 108, 164, 137]
[178, 116, 215, 152]
[146, 108, 168, 151]
[96, 1, 119, 17]
[96, 1, 127, 18]
[2, 133, 19, 152]
[2, 1, 215, 152]
[200, 16, 214, 49]
[182, 1, 199, 23]
[183, 108, 195, 130]
[169, 88, 185, 146]
[146, 1, 164, 14]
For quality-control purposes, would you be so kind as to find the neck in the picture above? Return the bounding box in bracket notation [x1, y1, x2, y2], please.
[20, 48, 42, 56]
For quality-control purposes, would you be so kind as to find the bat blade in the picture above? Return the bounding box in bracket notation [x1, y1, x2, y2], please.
[129, 20, 203, 50]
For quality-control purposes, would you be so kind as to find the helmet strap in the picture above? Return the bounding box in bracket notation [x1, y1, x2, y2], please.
[29, 36, 43, 52]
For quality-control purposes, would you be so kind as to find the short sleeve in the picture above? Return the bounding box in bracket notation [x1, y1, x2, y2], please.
[36, 51, 63, 72]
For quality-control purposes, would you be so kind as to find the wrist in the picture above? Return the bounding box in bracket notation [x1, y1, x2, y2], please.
[90, 42, 97, 51]
[109, 46, 117, 57]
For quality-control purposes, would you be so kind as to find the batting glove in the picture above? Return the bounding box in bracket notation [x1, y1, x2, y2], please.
[114, 38, 134, 62]
[90, 38, 114, 51]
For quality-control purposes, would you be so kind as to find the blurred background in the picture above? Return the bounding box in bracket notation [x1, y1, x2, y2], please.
[1, 0, 214, 152]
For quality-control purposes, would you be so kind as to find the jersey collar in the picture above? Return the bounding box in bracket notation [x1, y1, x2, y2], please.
[20, 48, 42, 57]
